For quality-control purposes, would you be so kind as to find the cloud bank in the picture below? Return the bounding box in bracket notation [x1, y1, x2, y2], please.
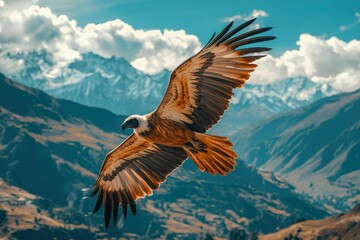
[0, 1, 359, 92]
[0, 0, 201, 75]
[222, 10, 269, 30]
[251, 34, 360, 92]
[222, 10, 269, 23]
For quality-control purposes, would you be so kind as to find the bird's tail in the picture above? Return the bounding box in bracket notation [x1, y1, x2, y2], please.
[184, 132, 238, 176]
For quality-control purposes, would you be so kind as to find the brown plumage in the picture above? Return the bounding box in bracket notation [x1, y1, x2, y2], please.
[89, 18, 275, 228]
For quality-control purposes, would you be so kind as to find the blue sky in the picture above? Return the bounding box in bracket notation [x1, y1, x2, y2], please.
[39, 0, 360, 55]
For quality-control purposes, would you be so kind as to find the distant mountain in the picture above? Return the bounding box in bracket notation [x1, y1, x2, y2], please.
[233, 90, 360, 212]
[0, 74, 327, 239]
[259, 203, 360, 240]
[7, 51, 170, 115]
[6, 52, 337, 134]
[214, 76, 337, 134]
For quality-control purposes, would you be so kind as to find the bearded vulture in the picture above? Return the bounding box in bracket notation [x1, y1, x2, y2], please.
[89, 18, 275, 227]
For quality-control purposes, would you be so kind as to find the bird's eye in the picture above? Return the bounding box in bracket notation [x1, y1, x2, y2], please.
[128, 118, 139, 128]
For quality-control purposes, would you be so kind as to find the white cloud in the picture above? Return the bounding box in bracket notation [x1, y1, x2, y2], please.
[337, 12, 360, 33]
[222, 9, 269, 23]
[251, 10, 269, 18]
[0, 54, 24, 74]
[251, 23, 261, 30]
[0, 1, 201, 76]
[80, 21, 200, 74]
[251, 34, 360, 92]
[339, 25, 349, 31]
[0, 2, 359, 93]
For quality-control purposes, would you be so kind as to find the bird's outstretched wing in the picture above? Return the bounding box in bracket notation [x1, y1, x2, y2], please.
[90, 133, 188, 227]
[155, 19, 275, 132]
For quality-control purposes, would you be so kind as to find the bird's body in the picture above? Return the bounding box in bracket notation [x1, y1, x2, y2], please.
[136, 113, 194, 147]
[89, 18, 275, 228]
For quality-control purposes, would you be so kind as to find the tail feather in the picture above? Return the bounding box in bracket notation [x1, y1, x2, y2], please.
[184, 133, 237, 176]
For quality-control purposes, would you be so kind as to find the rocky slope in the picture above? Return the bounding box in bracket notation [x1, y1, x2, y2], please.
[233, 90, 360, 212]
[0, 179, 97, 240]
[0, 74, 328, 239]
[259, 203, 360, 240]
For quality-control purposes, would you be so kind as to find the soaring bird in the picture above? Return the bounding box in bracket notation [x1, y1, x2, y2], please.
[89, 18, 274, 227]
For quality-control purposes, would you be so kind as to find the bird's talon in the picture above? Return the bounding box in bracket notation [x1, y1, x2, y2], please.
[198, 143, 207, 149]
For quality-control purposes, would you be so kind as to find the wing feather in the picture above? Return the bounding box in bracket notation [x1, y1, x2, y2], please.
[154, 19, 275, 132]
[90, 133, 188, 227]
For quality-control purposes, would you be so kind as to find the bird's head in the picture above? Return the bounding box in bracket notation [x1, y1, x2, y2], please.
[121, 115, 149, 133]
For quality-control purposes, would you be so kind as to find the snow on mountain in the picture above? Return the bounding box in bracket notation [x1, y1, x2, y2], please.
[7, 51, 169, 115]
[233, 77, 336, 110]
[6, 51, 338, 133]
[213, 77, 338, 134]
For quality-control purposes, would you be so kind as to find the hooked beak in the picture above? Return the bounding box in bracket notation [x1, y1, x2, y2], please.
[121, 118, 139, 131]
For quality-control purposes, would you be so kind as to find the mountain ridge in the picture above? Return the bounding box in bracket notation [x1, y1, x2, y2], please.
[233, 89, 360, 212]
[0, 73, 328, 239]
[6, 52, 338, 134]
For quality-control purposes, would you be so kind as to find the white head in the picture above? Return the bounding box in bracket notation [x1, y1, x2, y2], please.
[121, 115, 149, 134]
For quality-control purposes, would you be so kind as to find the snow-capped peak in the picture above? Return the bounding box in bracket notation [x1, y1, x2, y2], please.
[6, 52, 338, 128]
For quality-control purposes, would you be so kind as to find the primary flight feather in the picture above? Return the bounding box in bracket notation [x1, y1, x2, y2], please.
[89, 18, 275, 228]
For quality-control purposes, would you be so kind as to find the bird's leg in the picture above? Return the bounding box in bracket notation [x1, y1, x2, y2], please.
[184, 142, 197, 154]
[185, 139, 207, 153]
[190, 139, 207, 150]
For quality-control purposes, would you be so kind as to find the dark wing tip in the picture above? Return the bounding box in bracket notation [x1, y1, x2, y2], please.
[104, 192, 112, 228]
[125, 190, 137, 216]
[89, 184, 99, 197]
[225, 27, 275, 46]
[203, 32, 216, 50]
[211, 21, 234, 45]
[216, 18, 258, 45]
[248, 18, 257, 24]
[231, 36, 276, 49]
[120, 191, 128, 219]
[113, 192, 119, 226]
[257, 27, 273, 33]
[130, 202, 137, 216]
[92, 188, 103, 214]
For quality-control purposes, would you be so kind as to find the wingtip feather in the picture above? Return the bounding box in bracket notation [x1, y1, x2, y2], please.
[104, 192, 112, 229]
[92, 189, 103, 214]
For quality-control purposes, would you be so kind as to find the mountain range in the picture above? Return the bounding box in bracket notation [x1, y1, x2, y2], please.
[0, 73, 328, 239]
[6, 52, 338, 134]
[233, 89, 360, 212]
